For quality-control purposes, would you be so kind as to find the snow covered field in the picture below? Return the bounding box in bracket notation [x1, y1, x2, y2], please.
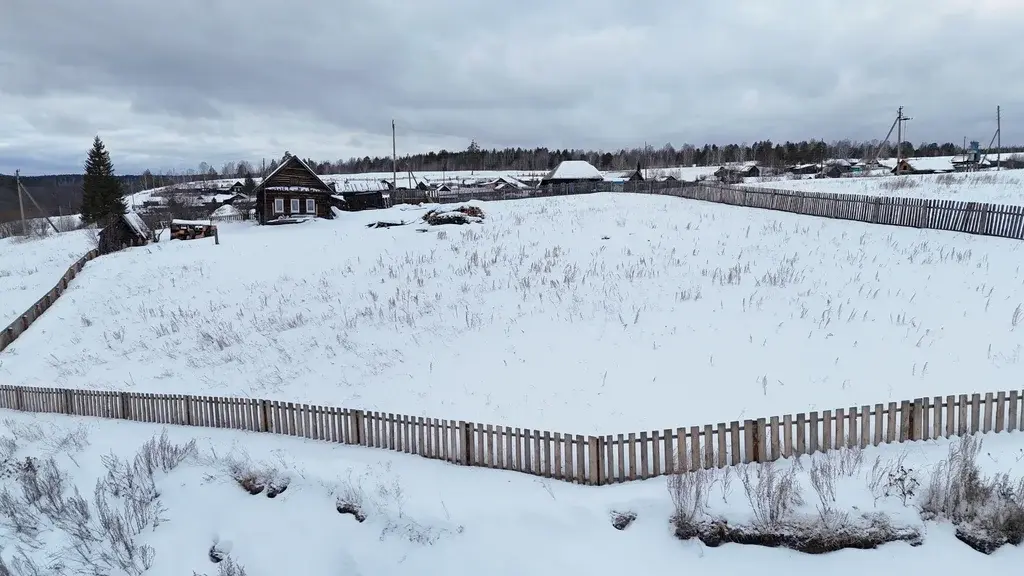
[1, 409, 1023, 575]
[2, 194, 1022, 435]
[0, 228, 95, 329]
[757, 170, 1024, 206]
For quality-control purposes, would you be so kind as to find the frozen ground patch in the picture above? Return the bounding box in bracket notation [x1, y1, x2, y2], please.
[2, 194, 1024, 433]
[0, 228, 95, 329]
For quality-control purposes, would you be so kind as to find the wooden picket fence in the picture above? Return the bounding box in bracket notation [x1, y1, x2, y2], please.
[1, 385, 1021, 485]
[0, 248, 100, 352]
[677, 183, 1024, 240]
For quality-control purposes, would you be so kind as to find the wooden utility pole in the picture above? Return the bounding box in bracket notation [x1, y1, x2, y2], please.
[997, 105, 1002, 171]
[16, 169, 26, 235]
[392, 120, 397, 190]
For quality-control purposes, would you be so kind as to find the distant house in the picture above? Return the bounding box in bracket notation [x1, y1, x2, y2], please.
[891, 159, 916, 175]
[540, 160, 604, 186]
[99, 211, 151, 254]
[227, 181, 245, 194]
[254, 155, 335, 224]
[713, 167, 744, 184]
[789, 164, 820, 176]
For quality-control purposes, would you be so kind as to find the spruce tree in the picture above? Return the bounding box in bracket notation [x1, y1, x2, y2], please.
[81, 136, 126, 226]
[242, 173, 256, 197]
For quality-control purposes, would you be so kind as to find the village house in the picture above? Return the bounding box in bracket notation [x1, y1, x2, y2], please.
[98, 211, 151, 254]
[254, 155, 335, 224]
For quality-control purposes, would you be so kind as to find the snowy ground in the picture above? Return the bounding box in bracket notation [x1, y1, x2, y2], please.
[1, 409, 1023, 575]
[2, 194, 1022, 435]
[755, 170, 1024, 206]
[0, 227, 94, 329]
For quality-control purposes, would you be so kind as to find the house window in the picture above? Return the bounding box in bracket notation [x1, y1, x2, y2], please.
[274, 198, 284, 213]
[291, 198, 300, 213]
[306, 198, 316, 214]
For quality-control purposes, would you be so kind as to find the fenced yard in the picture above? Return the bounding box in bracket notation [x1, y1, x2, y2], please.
[3, 176, 1024, 486]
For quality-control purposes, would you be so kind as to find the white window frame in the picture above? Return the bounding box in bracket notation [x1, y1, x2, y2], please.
[274, 198, 284, 214]
[290, 198, 300, 213]
[306, 198, 316, 214]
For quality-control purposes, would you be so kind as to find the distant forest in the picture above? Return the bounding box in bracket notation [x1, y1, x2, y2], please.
[2, 138, 1022, 223]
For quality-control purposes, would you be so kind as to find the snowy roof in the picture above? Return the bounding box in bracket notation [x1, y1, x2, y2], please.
[542, 160, 603, 181]
[337, 179, 390, 192]
[257, 155, 333, 192]
[123, 211, 151, 238]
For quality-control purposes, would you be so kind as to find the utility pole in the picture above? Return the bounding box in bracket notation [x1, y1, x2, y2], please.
[16, 169, 27, 235]
[997, 105, 1002, 171]
[894, 107, 912, 173]
[392, 120, 397, 190]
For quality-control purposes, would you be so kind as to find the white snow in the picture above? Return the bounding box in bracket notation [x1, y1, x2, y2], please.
[2, 408, 1024, 575]
[0, 229, 95, 329]
[544, 160, 603, 181]
[754, 169, 1024, 206]
[210, 204, 242, 218]
[2, 194, 1023, 435]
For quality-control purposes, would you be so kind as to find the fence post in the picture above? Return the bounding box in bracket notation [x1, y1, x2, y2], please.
[588, 436, 602, 485]
[63, 389, 74, 415]
[350, 410, 364, 445]
[119, 392, 131, 420]
[743, 419, 755, 463]
[460, 421, 472, 465]
[259, 399, 270, 432]
[15, 387, 24, 411]
[184, 395, 195, 426]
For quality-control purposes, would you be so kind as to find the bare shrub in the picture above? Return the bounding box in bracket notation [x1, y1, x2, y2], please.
[740, 462, 804, 531]
[222, 454, 289, 498]
[667, 468, 713, 537]
[920, 435, 1024, 553]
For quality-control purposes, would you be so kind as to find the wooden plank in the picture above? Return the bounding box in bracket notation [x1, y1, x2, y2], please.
[704, 424, 715, 468]
[730, 421, 741, 464]
[822, 410, 832, 450]
[983, 392, 994, 433]
[886, 402, 897, 443]
[970, 393, 981, 433]
[651, 429, 661, 477]
[782, 415, 793, 458]
[717, 423, 727, 468]
[768, 416, 780, 461]
[690, 426, 702, 469]
[996, 392, 1007, 433]
[795, 413, 806, 455]
[809, 412, 819, 453]
[1010, 390, 1020, 432]
[627, 432, 637, 480]
[958, 394, 969, 436]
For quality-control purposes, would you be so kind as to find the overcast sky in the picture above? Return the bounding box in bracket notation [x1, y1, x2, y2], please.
[2, 0, 1023, 175]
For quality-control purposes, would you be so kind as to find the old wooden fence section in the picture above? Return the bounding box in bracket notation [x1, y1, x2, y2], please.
[1, 385, 1021, 486]
[431, 180, 1024, 241]
[0, 248, 99, 352]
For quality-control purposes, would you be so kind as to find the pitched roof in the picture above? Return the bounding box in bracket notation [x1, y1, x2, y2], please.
[256, 155, 333, 193]
[542, 160, 603, 181]
[122, 211, 151, 238]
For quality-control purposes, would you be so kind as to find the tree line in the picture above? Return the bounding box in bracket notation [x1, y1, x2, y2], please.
[3, 137, 1023, 224]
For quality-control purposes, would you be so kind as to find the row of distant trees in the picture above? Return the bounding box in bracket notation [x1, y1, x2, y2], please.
[4, 136, 1024, 225]
[148, 139, 1024, 181]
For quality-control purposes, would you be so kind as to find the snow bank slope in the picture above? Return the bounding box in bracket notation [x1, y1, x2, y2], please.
[0, 229, 95, 328]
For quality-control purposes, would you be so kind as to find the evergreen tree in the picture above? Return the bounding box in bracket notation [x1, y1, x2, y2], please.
[242, 173, 256, 196]
[81, 136, 126, 225]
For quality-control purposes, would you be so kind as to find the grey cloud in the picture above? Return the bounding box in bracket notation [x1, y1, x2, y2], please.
[2, 0, 1024, 174]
